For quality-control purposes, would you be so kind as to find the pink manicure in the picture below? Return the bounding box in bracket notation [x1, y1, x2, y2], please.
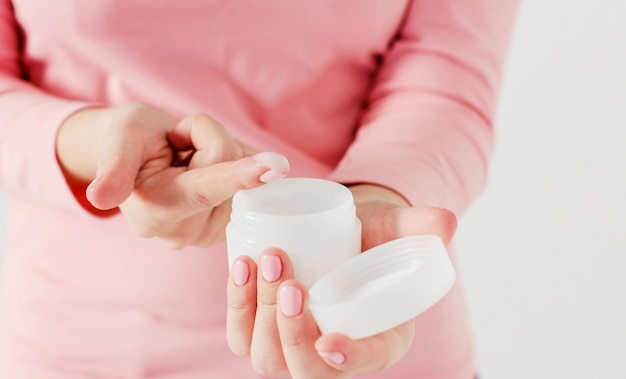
[279, 285, 302, 317]
[318, 351, 346, 365]
[252, 152, 290, 183]
[233, 260, 249, 287]
[260, 255, 282, 283]
[86, 176, 102, 199]
[259, 170, 287, 183]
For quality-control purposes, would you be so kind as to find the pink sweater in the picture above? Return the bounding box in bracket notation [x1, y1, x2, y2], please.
[0, 1, 518, 378]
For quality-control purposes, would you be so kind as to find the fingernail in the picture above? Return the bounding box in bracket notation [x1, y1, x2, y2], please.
[260, 255, 282, 283]
[252, 152, 289, 182]
[259, 170, 286, 183]
[318, 351, 346, 365]
[279, 285, 303, 317]
[233, 260, 249, 287]
[86, 176, 102, 198]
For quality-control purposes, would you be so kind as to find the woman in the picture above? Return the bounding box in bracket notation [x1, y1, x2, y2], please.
[0, 1, 518, 378]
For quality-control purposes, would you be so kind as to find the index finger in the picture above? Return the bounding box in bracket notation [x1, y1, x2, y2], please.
[181, 151, 289, 212]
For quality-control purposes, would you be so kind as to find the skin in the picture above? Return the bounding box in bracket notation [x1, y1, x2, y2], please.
[57, 103, 273, 247]
[56, 102, 457, 378]
[227, 188, 456, 378]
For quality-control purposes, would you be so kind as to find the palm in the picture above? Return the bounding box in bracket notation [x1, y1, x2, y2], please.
[119, 145, 235, 247]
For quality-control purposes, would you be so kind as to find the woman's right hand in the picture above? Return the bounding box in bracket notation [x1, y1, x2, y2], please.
[56, 103, 289, 248]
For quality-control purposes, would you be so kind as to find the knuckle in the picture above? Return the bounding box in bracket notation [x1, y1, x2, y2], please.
[188, 237, 213, 248]
[233, 168, 254, 191]
[187, 113, 228, 137]
[162, 238, 187, 250]
[280, 333, 308, 349]
[128, 222, 148, 237]
[210, 144, 234, 162]
[256, 292, 278, 308]
[228, 296, 256, 315]
[160, 225, 197, 250]
[203, 139, 244, 165]
[191, 183, 217, 208]
[185, 113, 212, 128]
[127, 219, 160, 238]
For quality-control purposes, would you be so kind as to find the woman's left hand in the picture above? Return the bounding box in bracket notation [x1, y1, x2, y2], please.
[226, 184, 457, 378]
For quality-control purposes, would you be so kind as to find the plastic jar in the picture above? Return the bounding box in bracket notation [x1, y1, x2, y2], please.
[226, 178, 362, 288]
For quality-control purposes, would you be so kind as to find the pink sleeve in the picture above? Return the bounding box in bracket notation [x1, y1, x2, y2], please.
[328, 0, 520, 216]
[0, 1, 94, 212]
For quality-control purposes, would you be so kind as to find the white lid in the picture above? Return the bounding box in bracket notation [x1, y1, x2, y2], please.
[308, 235, 456, 340]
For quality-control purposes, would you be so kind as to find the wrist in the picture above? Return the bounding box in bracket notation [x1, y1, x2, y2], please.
[348, 183, 410, 207]
[56, 106, 109, 184]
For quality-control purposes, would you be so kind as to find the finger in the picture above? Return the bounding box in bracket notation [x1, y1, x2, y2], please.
[226, 256, 258, 356]
[177, 152, 289, 214]
[86, 105, 178, 210]
[118, 152, 289, 241]
[86, 138, 145, 211]
[276, 280, 340, 379]
[167, 114, 246, 168]
[314, 320, 415, 375]
[250, 248, 294, 377]
[139, 195, 232, 249]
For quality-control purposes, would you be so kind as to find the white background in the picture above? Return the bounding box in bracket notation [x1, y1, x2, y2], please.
[1, 1, 625, 378]
[455, 0, 626, 378]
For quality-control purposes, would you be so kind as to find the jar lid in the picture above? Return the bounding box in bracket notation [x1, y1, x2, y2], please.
[308, 235, 456, 340]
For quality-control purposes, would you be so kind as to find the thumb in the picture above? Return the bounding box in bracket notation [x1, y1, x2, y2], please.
[86, 139, 145, 210]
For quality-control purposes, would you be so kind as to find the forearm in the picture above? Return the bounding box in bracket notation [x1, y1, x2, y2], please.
[330, 0, 520, 216]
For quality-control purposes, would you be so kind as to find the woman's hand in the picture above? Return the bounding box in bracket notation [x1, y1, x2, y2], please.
[226, 184, 456, 378]
[56, 103, 289, 248]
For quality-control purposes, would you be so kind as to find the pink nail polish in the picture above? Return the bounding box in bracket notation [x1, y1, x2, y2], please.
[260, 255, 282, 283]
[279, 285, 302, 317]
[318, 351, 346, 365]
[233, 260, 249, 287]
[86, 176, 102, 198]
[259, 170, 286, 183]
[251, 152, 289, 183]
